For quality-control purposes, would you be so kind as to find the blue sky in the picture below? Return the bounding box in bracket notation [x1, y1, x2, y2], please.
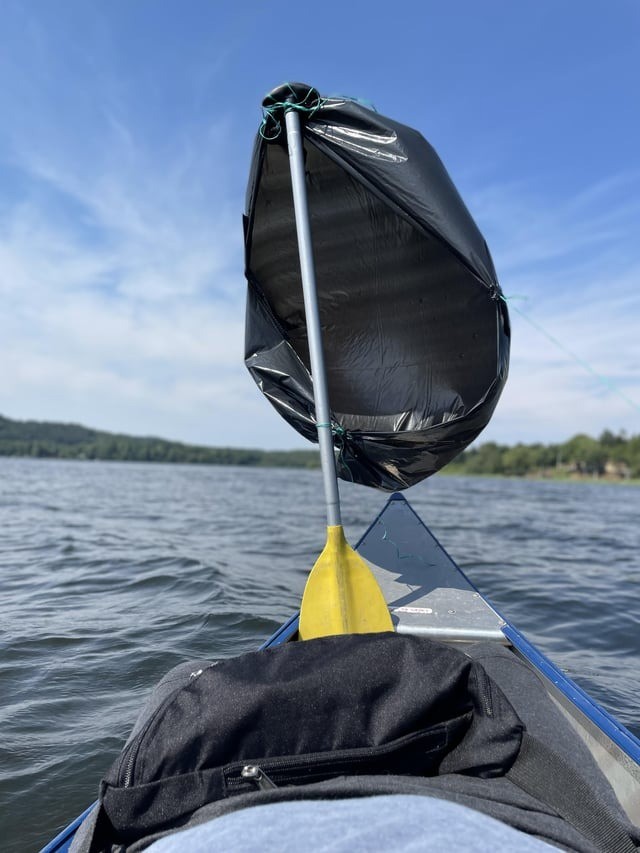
[1, 0, 638, 449]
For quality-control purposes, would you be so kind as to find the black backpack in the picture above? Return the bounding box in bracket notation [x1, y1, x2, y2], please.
[82, 633, 637, 852]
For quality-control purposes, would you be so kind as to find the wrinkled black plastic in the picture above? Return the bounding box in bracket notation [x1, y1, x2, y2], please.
[244, 84, 510, 491]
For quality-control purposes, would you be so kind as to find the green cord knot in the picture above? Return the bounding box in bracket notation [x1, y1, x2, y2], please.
[259, 83, 326, 141]
[315, 421, 353, 480]
[315, 422, 346, 437]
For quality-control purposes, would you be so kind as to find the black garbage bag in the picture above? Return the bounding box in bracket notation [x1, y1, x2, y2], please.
[243, 83, 510, 491]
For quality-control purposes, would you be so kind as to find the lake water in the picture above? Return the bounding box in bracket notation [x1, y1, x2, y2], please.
[1, 458, 639, 852]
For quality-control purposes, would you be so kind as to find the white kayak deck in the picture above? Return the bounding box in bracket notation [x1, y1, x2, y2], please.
[357, 493, 506, 643]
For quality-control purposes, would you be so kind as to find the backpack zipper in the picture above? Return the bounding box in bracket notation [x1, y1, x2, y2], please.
[224, 723, 455, 795]
[241, 765, 278, 790]
[120, 665, 213, 788]
[475, 668, 493, 717]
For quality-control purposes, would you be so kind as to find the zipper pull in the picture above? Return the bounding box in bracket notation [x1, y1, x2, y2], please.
[241, 764, 278, 790]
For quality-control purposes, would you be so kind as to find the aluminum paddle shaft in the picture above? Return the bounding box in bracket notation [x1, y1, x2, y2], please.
[285, 108, 341, 528]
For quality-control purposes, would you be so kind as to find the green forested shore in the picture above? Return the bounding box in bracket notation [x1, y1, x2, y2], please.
[1, 415, 638, 479]
[0, 415, 320, 468]
[448, 431, 639, 479]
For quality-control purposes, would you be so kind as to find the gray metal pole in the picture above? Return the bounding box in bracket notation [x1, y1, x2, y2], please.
[284, 107, 342, 528]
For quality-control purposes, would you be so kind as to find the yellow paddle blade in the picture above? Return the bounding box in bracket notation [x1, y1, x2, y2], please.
[298, 525, 394, 640]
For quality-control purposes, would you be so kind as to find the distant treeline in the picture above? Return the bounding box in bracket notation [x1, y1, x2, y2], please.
[0, 415, 320, 469]
[448, 431, 640, 479]
[1, 416, 638, 479]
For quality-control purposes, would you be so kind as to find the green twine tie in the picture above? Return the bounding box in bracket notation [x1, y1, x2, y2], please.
[259, 84, 327, 140]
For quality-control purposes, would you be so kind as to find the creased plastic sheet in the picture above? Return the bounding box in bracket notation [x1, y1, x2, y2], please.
[243, 85, 510, 491]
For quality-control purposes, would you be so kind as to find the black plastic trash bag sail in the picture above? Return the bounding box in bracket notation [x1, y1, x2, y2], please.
[243, 83, 510, 491]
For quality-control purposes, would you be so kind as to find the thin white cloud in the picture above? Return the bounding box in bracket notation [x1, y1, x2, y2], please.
[471, 173, 640, 444]
[0, 98, 303, 449]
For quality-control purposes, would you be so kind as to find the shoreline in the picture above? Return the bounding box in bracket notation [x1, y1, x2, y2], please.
[2, 453, 639, 486]
[440, 468, 640, 486]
